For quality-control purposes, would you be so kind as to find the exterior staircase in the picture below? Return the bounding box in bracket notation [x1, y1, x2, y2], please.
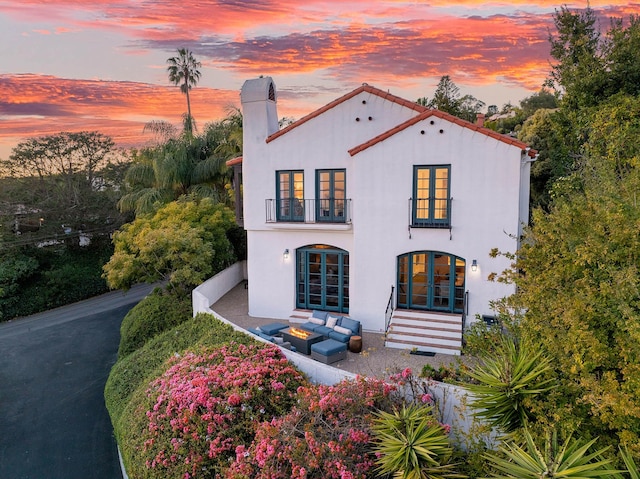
[385, 310, 463, 355]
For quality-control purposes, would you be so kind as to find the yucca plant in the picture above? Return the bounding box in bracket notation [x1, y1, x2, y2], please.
[612, 446, 640, 479]
[483, 427, 620, 478]
[465, 337, 555, 433]
[372, 403, 465, 479]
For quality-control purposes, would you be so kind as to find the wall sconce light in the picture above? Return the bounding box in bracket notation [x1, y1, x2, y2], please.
[471, 259, 478, 272]
[283, 249, 289, 260]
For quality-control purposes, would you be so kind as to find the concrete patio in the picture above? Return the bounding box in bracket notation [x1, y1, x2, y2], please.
[211, 282, 463, 379]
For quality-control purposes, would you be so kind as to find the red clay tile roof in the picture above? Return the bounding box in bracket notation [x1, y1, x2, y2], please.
[265, 84, 428, 143]
[348, 109, 537, 158]
[226, 156, 243, 166]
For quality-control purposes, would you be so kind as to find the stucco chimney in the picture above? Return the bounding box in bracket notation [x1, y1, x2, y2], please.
[241, 76, 280, 141]
[476, 113, 485, 127]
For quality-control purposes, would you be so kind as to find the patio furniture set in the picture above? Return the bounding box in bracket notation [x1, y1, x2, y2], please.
[247, 310, 362, 364]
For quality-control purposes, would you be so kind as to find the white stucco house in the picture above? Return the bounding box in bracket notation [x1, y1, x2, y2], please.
[232, 76, 536, 355]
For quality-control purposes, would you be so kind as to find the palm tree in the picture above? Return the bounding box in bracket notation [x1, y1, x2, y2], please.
[118, 120, 235, 216]
[167, 48, 202, 134]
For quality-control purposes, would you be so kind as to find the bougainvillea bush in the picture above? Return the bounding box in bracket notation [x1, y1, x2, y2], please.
[226, 375, 403, 479]
[131, 342, 307, 479]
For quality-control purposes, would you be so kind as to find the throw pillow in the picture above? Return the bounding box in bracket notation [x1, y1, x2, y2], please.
[309, 317, 325, 325]
[326, 315, 340, 329]
[334, 325, 351, 335]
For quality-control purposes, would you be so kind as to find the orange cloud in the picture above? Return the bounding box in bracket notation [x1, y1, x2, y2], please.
[0, 74, 240, 153]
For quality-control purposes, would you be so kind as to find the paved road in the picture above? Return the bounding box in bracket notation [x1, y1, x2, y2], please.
[0, 284, 155, 479]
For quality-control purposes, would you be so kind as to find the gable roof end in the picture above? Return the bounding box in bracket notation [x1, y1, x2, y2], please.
[265, 84, 428, 144]
[348, 109, 537, 157]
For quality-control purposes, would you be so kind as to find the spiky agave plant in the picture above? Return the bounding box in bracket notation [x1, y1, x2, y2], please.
[483, 427, 620, 478]
[372, 403, 465, 479]
[465, 336, 555, 433]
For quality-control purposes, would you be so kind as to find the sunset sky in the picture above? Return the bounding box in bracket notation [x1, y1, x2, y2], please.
[1, 1, 639, 160]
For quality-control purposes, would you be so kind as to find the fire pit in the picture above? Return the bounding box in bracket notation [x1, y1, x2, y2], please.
[280, 327, 324, 355]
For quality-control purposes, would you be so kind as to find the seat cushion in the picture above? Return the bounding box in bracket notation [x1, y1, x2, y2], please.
[300, 322, 318, 332]
[314, 325, 334, 337]
[328, 330, 351, 343]
[311, 338, 347, 356]
[259, 322, 289, 336]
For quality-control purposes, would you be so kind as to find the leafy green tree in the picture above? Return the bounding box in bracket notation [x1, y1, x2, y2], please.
[547, 6, 605, 111]
[418, 76, 485, 122]
[103, 197, 237, 293]
[119, 113, 239, 216]
[604, 16, 640, 98]
[520, 89, 558, 117]
[514, 148, 640, 453]
[0, 132, 128, 241]
[167, 48, 202, 134]
[517, 108, 574, 210]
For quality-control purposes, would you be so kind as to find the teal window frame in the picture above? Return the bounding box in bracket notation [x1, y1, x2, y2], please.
[276, 170, 304, 221]
[316, 169, 346, 223]
[397, 251, 465, 313]
[412, 165, 451, 227]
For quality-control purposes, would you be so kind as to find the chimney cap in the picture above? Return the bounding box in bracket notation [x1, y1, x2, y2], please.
[241, 76, 277, 104]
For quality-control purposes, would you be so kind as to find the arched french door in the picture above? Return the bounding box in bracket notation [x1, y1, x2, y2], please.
[397, 251, 465, 313]
[296, 245, 349, 313]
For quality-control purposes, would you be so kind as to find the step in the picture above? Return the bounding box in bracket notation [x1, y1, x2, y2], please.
[389, 324, 461, 338]
[391, 313, 462, 327]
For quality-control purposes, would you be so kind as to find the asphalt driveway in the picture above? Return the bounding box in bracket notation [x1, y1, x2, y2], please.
[0, 284, 154, 479]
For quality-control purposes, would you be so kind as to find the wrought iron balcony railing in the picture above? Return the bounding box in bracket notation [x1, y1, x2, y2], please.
[266, 198, 352, 224]
[409, 197, 451, 228]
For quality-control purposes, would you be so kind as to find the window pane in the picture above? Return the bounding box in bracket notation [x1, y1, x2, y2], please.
[411, 253, 428, 306]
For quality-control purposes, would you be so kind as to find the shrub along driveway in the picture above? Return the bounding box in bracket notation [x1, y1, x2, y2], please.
[0, 284, 154, 479]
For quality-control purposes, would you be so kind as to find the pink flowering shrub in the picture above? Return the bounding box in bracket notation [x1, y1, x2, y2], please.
[226, 376, 403, 479]
[139, 342, 307, 479]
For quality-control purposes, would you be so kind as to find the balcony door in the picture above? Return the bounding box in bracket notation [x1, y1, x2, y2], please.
[296, 245, 349, 313]
[316, 169, 346, 223]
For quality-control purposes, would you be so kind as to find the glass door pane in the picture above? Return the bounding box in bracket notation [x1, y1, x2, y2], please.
[342, 254, 349, 310]
[397, 255, 408, 307]
[432, 253, 451, 309]
[292, 172, 304, 220]
[307, 252, 322, 308]
[454, 257, 465, 312]
[325, 253, 339, 308]
[278, 172, 291, 219]
[415, 168, 430, 221]
[318, 171, 331, 220]
[434, 167, 449, 220]
[411, 253, 429, 307]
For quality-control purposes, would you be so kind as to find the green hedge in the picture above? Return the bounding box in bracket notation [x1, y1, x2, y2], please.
[117, 288, 192, 358]
[0, 240, 113, 320]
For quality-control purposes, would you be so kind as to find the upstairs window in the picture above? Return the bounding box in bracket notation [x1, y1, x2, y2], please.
[276, 170, 304, 221]
[316, 169, 346, 223]
[412, 165, 450, 227]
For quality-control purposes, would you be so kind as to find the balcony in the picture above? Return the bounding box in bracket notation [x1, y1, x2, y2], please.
[266, 198, 352, 224]
[409, 197, 451, 228]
